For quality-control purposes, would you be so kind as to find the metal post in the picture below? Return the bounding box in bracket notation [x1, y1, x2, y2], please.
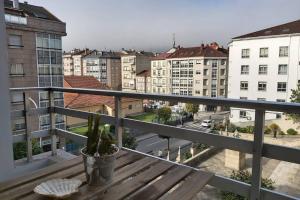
[23, 92, 33, 162]
[250, 109, 265, 200]
[115, 96, 123, 148]
[0, 1, 15, 181]
[49, 90, 57, 156]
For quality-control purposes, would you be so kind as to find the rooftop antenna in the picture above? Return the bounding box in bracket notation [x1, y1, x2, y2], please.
[172, 33, 176, 48]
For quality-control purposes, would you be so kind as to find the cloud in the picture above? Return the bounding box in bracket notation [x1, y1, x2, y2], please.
[25, 0, 300, 51]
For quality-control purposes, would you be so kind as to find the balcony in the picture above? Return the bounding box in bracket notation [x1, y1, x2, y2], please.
[1, 87, 300, 200]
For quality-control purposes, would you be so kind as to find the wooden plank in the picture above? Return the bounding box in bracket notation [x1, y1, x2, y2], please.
[0, 156, 82, 193]
[0, 163, 85, 200]
[130, 166, 192, 200]
[99, 161, 175, 200]
[21, 155, 157, 200]
[164, 170, 214, 200]
[114, 152, 143, 170]
[74, 156, 159, 200]
[0, 150, 127, 194]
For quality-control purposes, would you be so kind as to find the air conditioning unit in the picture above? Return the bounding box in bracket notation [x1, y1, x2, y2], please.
[247, 116, 252, 120]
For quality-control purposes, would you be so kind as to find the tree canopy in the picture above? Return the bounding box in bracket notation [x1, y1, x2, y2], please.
[157, 107, 172, 124]
[288, 84, 300, 124]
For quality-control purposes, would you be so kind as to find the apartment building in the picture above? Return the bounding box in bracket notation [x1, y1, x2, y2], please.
[167, 43, 228, 111]
[121, 51, 154, 92]
[136, 70, 151, 93]
[63, 48, 93, 76]
[151, 53, 172, 94]
[228, 19, 300, 122]
[5, 0, 66, 138]
[82, 51, 122, 90]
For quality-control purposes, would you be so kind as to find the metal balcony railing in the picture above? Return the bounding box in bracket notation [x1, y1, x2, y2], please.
[9, 87, 300, 200]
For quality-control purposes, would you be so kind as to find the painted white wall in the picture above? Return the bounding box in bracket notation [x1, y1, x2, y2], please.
[228, 35, 300, 122]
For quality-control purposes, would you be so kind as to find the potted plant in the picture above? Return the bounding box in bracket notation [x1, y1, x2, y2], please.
[81, 115, 119, 186]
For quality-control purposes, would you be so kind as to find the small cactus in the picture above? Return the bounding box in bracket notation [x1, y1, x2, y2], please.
[85, 115, 116, 156]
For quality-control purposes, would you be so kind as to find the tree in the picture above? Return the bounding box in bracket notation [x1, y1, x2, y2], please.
[269, 123, 280, 138]
[123, 130, 138, 150]
[288, 84, 300, 124]
[185, 103, 199, 118]
[157, 107, 172, 124]
[13, 140, 43, 160]
[221, 170, 275, 200]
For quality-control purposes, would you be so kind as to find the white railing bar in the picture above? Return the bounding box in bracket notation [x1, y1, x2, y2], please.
[261, 188, 299, 200]
[56, 129, 87, 145]
[11, 107, 49, 119]
[115, 97, 123, 148]
[250, 109, 265, 200]
[50, 87, 300, 114]
[49, 91, 57, 156]
[53, 107, 115, 125]
[123, 118, 254, 153]
[10, 87, 300, 114]
[12, 130, 50, 143]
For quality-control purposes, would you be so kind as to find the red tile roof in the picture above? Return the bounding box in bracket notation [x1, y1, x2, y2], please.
[167, 45, 228, 58]
[151, 52, 171, 60]
[233, 19, 300, 39]
[64, 76, 139, 109]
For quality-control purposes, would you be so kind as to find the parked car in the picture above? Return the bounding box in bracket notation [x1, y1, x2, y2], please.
[201, 119, 213, 128]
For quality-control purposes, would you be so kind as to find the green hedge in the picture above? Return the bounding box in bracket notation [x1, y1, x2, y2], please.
[287, 128, 298, 135]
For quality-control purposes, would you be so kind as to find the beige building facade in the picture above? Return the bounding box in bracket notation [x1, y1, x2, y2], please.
[82, 51, 122, 90]
[121, 52, 153, 92]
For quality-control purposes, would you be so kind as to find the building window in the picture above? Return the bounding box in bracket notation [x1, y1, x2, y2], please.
[241, 49, 250, 58]
[11, 92, 23, 104]
[240, 81, 248, 90]
[195, 90, 200, 95]
[258, 82, 267, 91]
[276, 99, 285, 102]
[277, 82, 287, 92]
[128, 105, 133, 110]
[10, 63, 24, 76]
[12, 118, 26, 131]
[220, 89, 225, 96]
[220, 68, 226, 76]
[195, 70, 201, 75]
[257, 98, 266, 101]
[8, 34, 22, 47]
[203, 79, 208, 86]
[221, 59, 226, 65]
[195, 80, 201, 84]
[220, 79, 225, 86]
[204, 59, 209, 65]
[241, 65, 249, 75]
[259, 48, 268, 58]
[279, 46, 288, 57]
[278, 64, 288, 75]
[240, 97, 248, 100]
[203, 69, 208, 76]
[258, 65, 268, 75]
[239, 110, 247, 118]
[203, 89, 208, 96]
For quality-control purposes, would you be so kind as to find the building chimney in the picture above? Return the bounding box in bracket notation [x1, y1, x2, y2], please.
[13, 0, 19, 9]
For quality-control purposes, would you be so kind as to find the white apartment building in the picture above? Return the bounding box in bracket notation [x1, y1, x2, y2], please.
[167, 43, 228, 111]
[63, 49, 93, 76]
[228, 19, 300, 122]
[151, 53, 171, 94]
[121, 51, 154, 92]
[82, 51, 122, 90]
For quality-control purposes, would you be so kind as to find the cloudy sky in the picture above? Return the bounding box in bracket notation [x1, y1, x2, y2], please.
[25, 0, 300, 52]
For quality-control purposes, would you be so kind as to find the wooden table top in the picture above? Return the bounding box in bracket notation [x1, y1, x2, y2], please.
[0, 150, 213, 200]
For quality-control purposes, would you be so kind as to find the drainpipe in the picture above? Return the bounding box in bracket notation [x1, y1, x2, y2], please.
[0, 2, 15, 181]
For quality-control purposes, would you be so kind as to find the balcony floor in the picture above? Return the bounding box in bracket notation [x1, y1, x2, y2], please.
[0, 149, 213, 200]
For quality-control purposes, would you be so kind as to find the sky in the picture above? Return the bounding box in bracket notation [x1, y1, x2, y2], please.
[23, 0, 300, 52]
